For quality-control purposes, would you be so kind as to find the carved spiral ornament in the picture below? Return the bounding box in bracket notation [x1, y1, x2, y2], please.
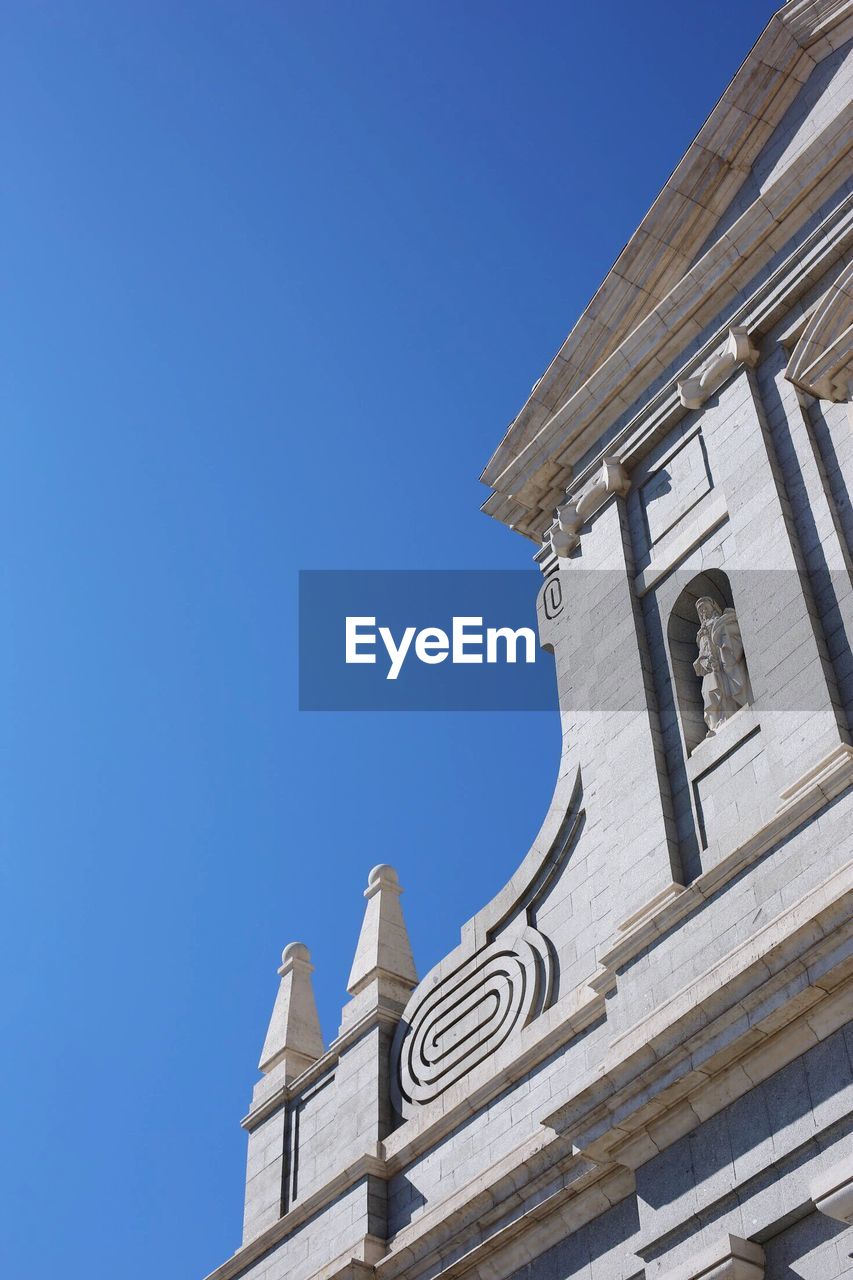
[391, 925, 554, 1115]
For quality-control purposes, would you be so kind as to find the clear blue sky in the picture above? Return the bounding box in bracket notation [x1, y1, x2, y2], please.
[0, 3, 779, 1276]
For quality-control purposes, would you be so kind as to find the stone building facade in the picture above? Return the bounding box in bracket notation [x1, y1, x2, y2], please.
[204, 4, 853, 1278]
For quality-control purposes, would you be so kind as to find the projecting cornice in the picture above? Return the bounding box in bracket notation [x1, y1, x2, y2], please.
[481, 0, 853, 540]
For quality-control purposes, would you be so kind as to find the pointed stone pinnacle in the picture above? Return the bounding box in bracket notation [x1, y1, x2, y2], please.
[340, 865, 418, 1033]
[347, 864, 418, 995]
[258, 941, 324, 1080]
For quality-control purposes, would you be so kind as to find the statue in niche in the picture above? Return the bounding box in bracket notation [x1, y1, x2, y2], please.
[693, 596, 749, 735]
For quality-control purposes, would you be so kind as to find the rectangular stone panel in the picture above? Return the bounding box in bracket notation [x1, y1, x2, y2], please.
[639, 429, 713, 547]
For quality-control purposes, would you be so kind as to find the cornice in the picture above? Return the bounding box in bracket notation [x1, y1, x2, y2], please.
[482, 0, 834, 476]
[481, 1, 853, 539]
[377, 1159, 633, 1280]
[202, 1152, 387, 1280]
[506, 188, 853, 544]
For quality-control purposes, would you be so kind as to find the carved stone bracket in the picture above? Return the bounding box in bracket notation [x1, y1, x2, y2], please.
[811, 1154, 853, 1224]
[678, 326, 760, 411]
[546, 457, 630, 558]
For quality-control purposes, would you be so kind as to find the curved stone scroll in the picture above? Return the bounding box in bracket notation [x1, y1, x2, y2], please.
[391, 925, 554, 1114]
[785, 261, 853, 403]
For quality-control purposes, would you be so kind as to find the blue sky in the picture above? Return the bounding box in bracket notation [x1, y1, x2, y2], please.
[0, 3, 780, 1276]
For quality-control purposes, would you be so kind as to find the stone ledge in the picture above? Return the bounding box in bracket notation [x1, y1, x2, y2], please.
[811, 1152, 853, 1224]
[381, 979, 604, 1171]
[202, 1155, 386, 1280]
[551, 863, 853, 1159]
[685, 704, 761, 783]
[378, 1159, 633, 1280]
[378, 942, 848, 1280]
[379, 965, 844, 1280]
[385, 880, 850, 1280]
[656, 1233, 764, 1280]
[594, 743, 853, 982]
[316, 1236, 386, 1280]
[777, 742, 853, 814]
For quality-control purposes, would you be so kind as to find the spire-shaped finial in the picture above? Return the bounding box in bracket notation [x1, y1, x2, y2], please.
[258, 942, 324, 1080]
[340, 865, 417, 1031]
[347, 865, 418, 993]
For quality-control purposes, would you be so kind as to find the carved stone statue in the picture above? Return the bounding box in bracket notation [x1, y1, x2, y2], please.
[693, 596, 749, 736]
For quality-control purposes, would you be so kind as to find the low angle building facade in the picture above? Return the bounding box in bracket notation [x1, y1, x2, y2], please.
[204, 3, 853, 1277]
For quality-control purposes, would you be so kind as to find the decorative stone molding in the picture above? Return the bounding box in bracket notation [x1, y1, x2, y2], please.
[776, 742, 853, 819]
[547, 457, 630, 557]
[677, 327, 760, 410]
[657, 1234, 764, 1280]
[551, 864, 853, 1165]
[484, 159, 853, 539]
[811, 1154, 853, 1224]
[381, 980, 603, 1171]
[258, 942, 324, 1079]
[591, 743, 853, 985]
[481, 0, 852, 538]
[533, 540, 560, 579]
[389, 773, 584, 1118]
[785, 260, 853, 402]
[391, 924, 554, 1115]
[203, 1153, 388, 1280]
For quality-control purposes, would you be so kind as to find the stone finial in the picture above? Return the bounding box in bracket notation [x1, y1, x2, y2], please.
[258, 942, 324, 1080]
[348, 865, 418, 993]
[340, 865, 418, 1032]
